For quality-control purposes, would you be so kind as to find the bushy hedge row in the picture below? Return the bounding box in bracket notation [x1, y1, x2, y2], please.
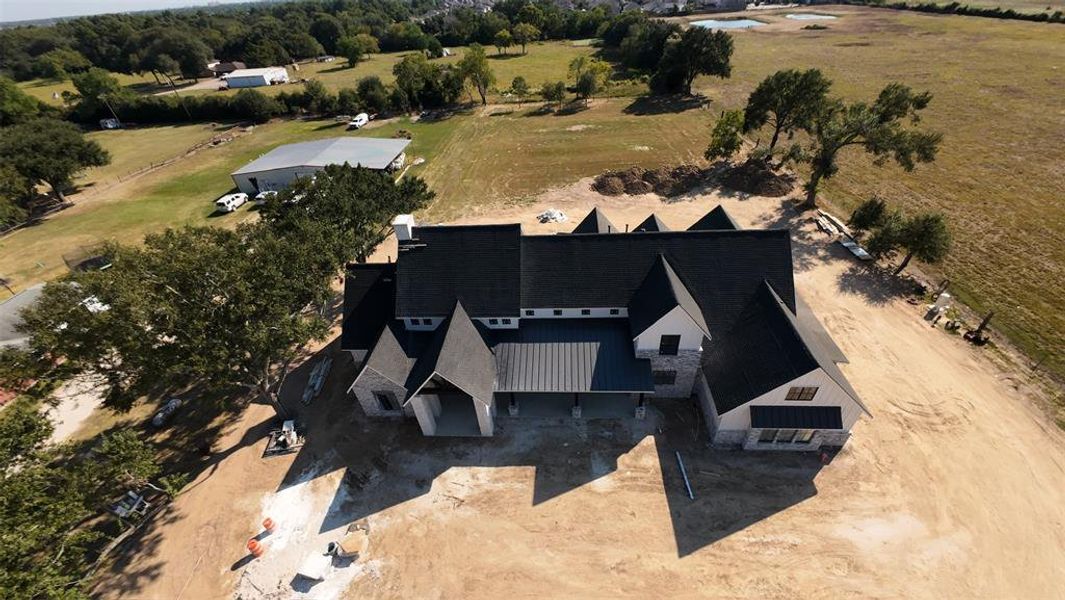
[847, 0, 1065, 23]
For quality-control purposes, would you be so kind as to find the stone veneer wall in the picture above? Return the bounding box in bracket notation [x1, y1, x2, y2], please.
[352, 368, 412, 418]
[637, 348, 702, 398]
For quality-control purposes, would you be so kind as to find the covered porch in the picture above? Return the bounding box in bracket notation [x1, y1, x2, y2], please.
[408, 376, 494, 437]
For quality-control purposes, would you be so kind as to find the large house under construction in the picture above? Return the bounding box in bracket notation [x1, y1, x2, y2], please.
[341, 206, 868, 451]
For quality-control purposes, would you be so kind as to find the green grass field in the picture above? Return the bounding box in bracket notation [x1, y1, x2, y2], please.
[3, 8, 1064, 381]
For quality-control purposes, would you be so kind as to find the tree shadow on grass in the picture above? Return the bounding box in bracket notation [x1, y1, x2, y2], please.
[623, 94, 709, 116]
[488, 53, 523, 61]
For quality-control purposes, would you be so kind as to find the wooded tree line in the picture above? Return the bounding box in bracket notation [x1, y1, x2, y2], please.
[0, 163, 434, 597]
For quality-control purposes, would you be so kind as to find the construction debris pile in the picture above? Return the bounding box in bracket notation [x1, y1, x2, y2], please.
[593, 165, 705, 197]
[537, 209, 567, 223]
[719, 159, 795, 197]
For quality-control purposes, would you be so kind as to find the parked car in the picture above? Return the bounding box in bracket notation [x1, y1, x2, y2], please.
[254, 190, 278, 205]
[214, 192, 248, 213]
[347, 113, 370, 130]
[152, 398, 183, 428]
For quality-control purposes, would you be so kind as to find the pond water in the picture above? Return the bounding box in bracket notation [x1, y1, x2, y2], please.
[690, 18, 766, 30]
[785, 13, 839, 20]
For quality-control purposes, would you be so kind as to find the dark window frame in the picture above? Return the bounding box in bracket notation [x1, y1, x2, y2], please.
[659, 334, 681, 356]
[785, 386, 819, 401]
[488, 318, 499, 325]
[609, 308, 620, 315]
[581, 308, 591, 315]
[525, 309, 534, 316]
[501, 318, 512, 325]
[374, 391, 398, 412]
[553, 309, 563, 316]
[410, 318, 421, 326]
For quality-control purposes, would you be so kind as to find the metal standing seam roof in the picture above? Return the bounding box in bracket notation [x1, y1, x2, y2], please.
[226, 67, 287, 78]
[232, 137, 411, 175]
[491, 319, 654, 393]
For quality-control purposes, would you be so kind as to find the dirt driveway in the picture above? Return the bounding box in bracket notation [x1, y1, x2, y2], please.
[96, 184, 1065, 599]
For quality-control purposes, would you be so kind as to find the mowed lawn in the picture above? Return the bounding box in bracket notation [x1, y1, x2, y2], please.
[698, 7, 1065, 378]
[81, 123, 236, 188]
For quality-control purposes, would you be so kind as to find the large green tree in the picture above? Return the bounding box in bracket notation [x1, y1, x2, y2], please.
[0, 118, 110, 203]
[259, 164, 434, 264]
[457, 44, 495, 105]
[0, 76, 41, 126]
[18, 224, 336, 416]
[511, 23, 540, 54]
[894, 212, 951, 274]
[801, 83, 942, 206]
[743, 68, 831, 153]
[337, 33, 379, 66]
[704, 109, 746, 161]
[650, 27, 732, 96]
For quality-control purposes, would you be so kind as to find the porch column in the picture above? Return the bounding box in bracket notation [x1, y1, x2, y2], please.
[508, 392, 519, 416]
[635, 393, 646, 420]
[571, 393, 582, 419]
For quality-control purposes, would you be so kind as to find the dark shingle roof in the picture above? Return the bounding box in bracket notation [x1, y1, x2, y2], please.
[633, 214, 670, 232]
[750, 406, 843, 430]
[395, 224, 521, 318]
[491, 319, 654, 393]
[627, 255, 710, 339]
[571, 207, 617, 234]
[405, 302, 496, 404]
[521, 229, 795, 335]
[362, 322, 426, 389]
[701, 282, 866, 415]
[689, 205, 741, 231]
[340, 263, 396, 352]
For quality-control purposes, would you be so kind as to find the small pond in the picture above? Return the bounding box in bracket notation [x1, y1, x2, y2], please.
[690, 18, 766, 30]
[785, 13, 839, 20]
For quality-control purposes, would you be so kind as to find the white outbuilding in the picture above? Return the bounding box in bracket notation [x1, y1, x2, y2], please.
[230, 137, 412, 195]
[225, 67, 290, 88]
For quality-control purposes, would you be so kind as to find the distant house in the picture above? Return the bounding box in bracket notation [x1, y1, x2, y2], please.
[342, 206, 869, 448]
[209, 61, 246, 77]
[230, 137, 411, 195]
[224, 67, 289, 89]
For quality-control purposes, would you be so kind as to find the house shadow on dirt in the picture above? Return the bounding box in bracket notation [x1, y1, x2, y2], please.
[274, 352, 824, 558]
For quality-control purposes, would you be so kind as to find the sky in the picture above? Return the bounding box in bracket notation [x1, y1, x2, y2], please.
[0, 0, 257, 23]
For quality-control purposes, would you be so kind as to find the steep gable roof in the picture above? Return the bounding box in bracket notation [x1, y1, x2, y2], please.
[571, 207, 617, 234]
[395, 224, 522, 318]
[689, 205, 741, 231]
[627, 255, 710, 339]
[405, 301, 496, 404]
[340, 263, 396, 352]
[701, 281, 866, 415]
[521, 229, 795, 334]
[633, 214, 670, 232]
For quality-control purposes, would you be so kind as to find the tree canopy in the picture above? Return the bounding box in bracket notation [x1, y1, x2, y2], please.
[511, 23, 541, 54]
[801, 83, 942, 206]
[458, 44, 495, 105]
[650, 27, 733, 96]
[0, 118, 110, 202]
[705, 109, 746, 161]
[337, 34, 380, 66]
[743, 68, 832, 153]
[0, 76, 42, 126]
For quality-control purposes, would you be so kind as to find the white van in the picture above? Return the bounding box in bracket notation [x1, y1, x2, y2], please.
[214, 192, 248, 213]
[347, 113, 370, 130]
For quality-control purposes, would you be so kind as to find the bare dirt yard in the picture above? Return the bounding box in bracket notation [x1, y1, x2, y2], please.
[94, 183, 1065, 599]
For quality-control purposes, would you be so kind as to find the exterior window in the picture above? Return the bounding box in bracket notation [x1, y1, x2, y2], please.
[553, 309, 563, 316]
[659, 335, 681, 356]
[374, 391, 398, 412]
[410, 318, 421, 326]
[653, 370, 676, 385]
[501, 318, 512, 324]
[424, 319, 433, 326]
[581, 309, 591, 315]
[609, 308, 620, 315]
[794, 430, 815, 444]
[775, 429, 797, 443]
[489, 318, 499, 325]
[525, 309, 534, 316]
[785, 387, 818, 401]
[758, 429, 777, 443]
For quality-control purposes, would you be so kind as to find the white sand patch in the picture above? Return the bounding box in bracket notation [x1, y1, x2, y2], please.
[566, 124, 594, 132]
[632, 145, 651, 151]
[48, 374, 106, 444]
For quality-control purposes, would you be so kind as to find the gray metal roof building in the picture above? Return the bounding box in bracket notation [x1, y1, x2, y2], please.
[232, 137, 411, 175]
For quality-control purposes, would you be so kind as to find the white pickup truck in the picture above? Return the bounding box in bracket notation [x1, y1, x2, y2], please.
[214, 192, 249, 213]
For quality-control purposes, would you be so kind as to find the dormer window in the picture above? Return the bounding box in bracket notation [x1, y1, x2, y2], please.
[553, 309, 563, 316]
[581, 309, 591, 315]
[489, 318, 499, 325]
[411, 318, 421, 326]
[609, 308, 620, 315]
[502, 318, 512, 324]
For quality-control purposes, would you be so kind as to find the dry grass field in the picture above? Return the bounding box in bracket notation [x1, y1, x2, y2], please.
[3, 7, 1063, 382]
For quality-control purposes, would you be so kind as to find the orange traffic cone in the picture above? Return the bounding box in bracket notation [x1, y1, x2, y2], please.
[263, 517, 276, 533]
[247, 538, 265, 557]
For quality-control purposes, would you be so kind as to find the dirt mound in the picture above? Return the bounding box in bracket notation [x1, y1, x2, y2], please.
[720, 159, 795, 197]
[593, 165, 705, 197]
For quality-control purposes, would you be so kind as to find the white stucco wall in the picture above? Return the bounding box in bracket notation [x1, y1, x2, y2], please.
[716, 368, 865, 432]
[633, 305, 705, 353]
